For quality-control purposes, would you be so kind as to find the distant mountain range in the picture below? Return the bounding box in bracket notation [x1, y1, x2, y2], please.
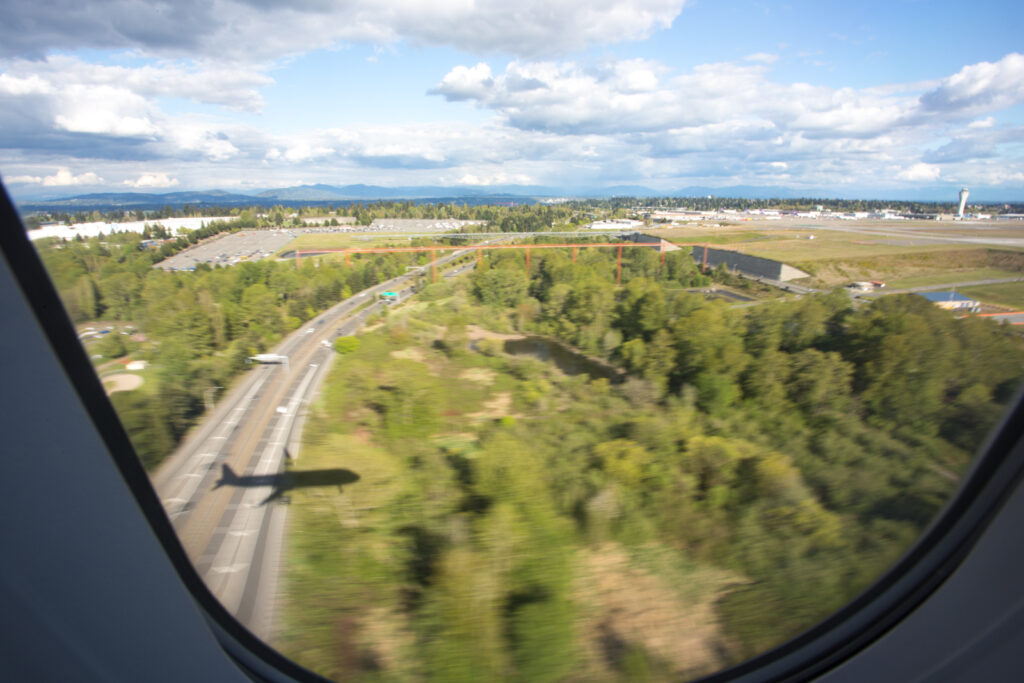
[11, 182, 1022, 212]
[253, 183, 562, 201]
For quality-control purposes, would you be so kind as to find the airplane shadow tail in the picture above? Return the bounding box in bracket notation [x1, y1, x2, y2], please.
[214, 463, 240, 489]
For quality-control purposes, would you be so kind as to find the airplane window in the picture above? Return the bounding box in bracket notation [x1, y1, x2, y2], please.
[3, 2, 1024, 681]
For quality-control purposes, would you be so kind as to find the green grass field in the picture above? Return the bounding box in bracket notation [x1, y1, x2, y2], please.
[884, 269, 1022, 289]
[742, 238, 965, 263]
[660, 224, 983, 263]
[283, 232, 463, 254]
[780, 248, 1024, 288]
[658, 229, 792, 246]
[959, 281, 1024, 310]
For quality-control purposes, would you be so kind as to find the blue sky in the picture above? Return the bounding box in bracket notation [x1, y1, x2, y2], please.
[1, 0, 1023, 200]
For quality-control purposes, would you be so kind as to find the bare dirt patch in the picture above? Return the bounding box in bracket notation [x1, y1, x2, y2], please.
[357, 607, 417, 678]
[390, 348, 426, 363]
[467, 391, 515, 419]
[574, 544, 736, 679]
[103, 373, 143, 394]
[459, 368, 496, 385]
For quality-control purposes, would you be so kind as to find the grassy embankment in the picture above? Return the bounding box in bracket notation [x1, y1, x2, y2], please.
[959, 282, 1024, 310]
[661, 224, 1022, 283]
[774, 248, 1024, 291]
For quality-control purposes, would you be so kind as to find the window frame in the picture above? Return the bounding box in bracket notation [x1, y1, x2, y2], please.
[2, 180, 1023, 682]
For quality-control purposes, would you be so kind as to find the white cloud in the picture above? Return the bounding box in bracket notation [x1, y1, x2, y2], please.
[744, 53, 779, 64]
[433, 57, 908, 138]
[5, 174, 43, 184]
[919, 53, 1024, 117]
[994, 171, 1024, 184]
[2, 55, 270, 112]
[283, 143, 336, 163]
[457, 172, 534, 186]
[0, 0, 688, 61]
[53, 85, 158, 137]
[431, 63, 494, 101]
[23, 168, 107, 186]
[124, 172, 178, 188]
[165, 122, 242, 161]
[897, 163, 941, 181]
[4, 167, 107, 187]
[427, 52, 1024, 193]
[0, 73, 54, 96]
[3, 44, 1023, 197]
[0, 56, 278, 167]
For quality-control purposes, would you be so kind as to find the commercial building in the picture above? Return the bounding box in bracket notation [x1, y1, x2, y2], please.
[918, 292, 980, 312]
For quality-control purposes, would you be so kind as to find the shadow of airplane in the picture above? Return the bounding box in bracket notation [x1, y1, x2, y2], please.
[214, 463, 360, 505]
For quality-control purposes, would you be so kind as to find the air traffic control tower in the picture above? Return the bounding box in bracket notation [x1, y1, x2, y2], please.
[958, 187, 970, 218]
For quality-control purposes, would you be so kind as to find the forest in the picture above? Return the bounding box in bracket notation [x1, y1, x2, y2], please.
[279, 245, 1024, 681]
[36, 229, 424, 468]
[27, 200, 583, 230]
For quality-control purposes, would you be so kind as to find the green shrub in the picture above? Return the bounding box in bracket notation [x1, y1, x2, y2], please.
[333, 336, 360, 355]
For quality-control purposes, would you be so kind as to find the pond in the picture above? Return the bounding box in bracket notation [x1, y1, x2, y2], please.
[503, 336, 624, 383]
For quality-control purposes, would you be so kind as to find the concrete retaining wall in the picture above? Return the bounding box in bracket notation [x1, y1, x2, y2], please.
[626, 233, 808, 281]
[696, 247, 809, 281]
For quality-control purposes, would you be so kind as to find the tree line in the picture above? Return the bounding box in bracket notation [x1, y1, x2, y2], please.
[37, 230, 421, 468]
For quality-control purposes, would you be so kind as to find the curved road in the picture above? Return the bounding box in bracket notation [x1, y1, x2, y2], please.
[151, 247, 477, 640]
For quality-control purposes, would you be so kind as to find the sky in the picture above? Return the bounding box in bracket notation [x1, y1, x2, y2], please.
[1, 0, 1024, 200]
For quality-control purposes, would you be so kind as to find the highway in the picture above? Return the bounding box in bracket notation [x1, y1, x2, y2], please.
[150, 247, 475, 640]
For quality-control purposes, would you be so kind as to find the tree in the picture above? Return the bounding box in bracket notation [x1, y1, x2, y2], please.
[96, 331, 127, 359]
[615, 277, 666, 341]
[422, 549, 508, 682]
[65, 276, 100, 322]
[786, 349, 854, 415]
[240, 283, 283, 337]
[474, 268, 528, 308]
[672, 302, 749, 388]
[333, 336, 360, 354]
[842, 295, 956, 430]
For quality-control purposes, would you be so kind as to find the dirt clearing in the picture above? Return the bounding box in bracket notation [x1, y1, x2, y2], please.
[574, 544, 738, 679]
[468, 392, 515, 419]
[459, 368, 496, 385]
[390, 348, 426, 362]
[103, 373, 143, 394]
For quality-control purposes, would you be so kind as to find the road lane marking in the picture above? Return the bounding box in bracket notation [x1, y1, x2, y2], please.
[204, 365, 321, 611]
[166, 370, 272, 516]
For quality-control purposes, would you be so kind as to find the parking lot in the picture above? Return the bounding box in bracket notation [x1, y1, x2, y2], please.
[157, 230, 297, 270]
